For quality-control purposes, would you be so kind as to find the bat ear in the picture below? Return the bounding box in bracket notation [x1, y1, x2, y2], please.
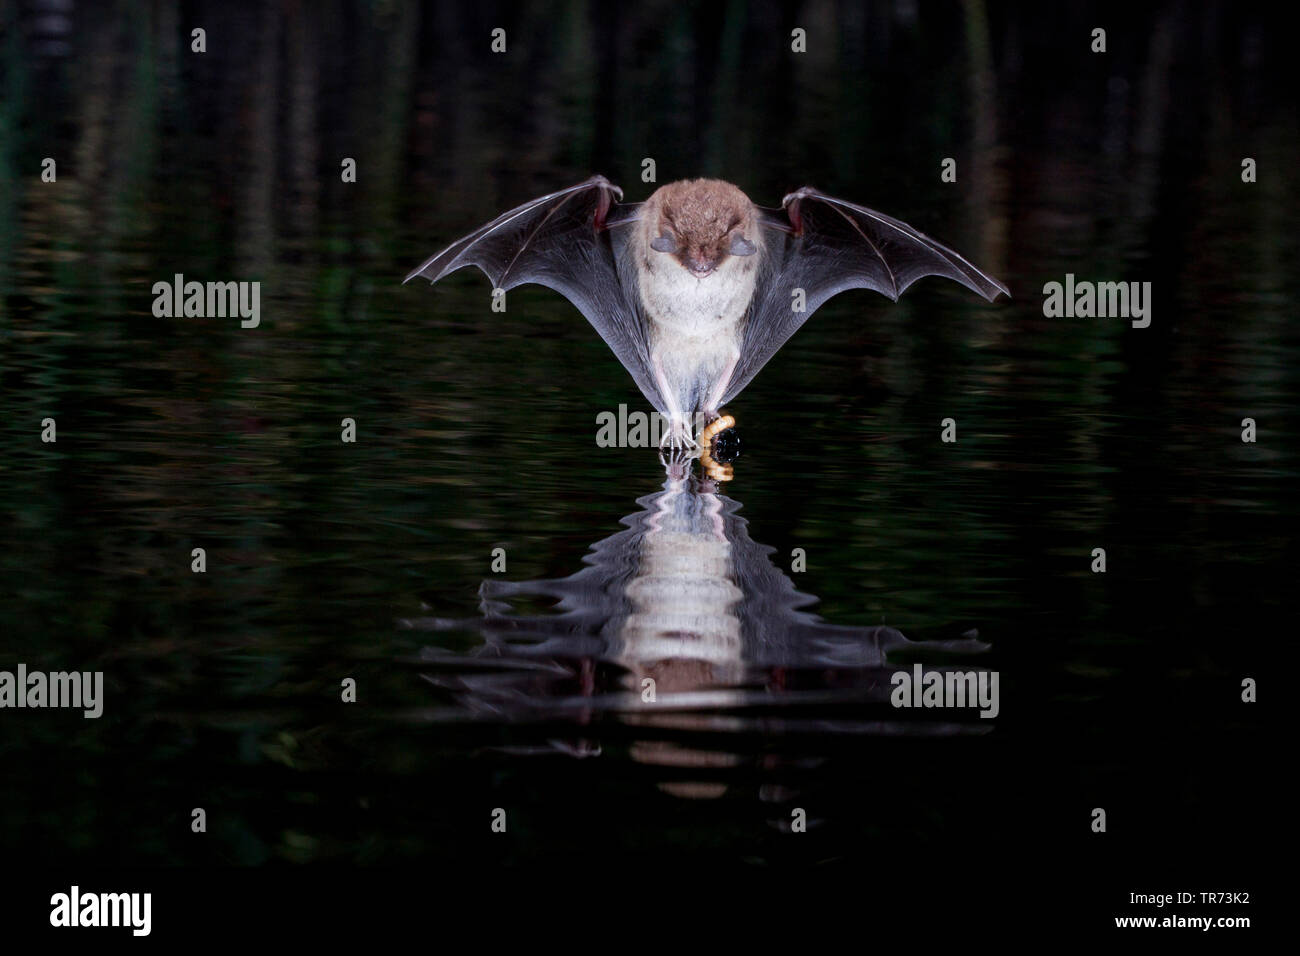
[650, 234, 678, 253]
[729, 235, 757, 256]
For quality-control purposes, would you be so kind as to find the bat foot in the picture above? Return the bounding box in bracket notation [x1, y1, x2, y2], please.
[658, 417, 700, 455]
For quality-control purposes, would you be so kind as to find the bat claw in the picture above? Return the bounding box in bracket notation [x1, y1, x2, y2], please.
[658, 416, 700, 455]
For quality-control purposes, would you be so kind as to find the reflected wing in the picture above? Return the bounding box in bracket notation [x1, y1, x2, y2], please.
[721, 187, 1010, 406]
[404, 175, 663, 411]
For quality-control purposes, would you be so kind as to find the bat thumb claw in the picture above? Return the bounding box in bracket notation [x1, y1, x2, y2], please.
[589, 174, 623, 201]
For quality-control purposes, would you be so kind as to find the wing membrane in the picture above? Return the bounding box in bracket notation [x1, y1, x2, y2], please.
[405, 176, 664, 412]
[722, 187, 1009, 406]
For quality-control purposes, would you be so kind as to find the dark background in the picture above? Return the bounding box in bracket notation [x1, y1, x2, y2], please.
[0, 0, 1288, 928]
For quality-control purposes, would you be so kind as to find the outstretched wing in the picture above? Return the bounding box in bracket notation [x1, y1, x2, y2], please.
[404, 175, 664, 412]
[721, 187, 1010, 406]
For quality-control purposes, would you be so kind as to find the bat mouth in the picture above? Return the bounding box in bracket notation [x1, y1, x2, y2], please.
[687, 265, 716, 279]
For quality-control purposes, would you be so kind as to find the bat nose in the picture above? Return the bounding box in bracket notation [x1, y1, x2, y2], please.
[686, 257, 716, 278]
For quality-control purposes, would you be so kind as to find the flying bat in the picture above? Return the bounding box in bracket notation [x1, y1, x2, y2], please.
[405, 176, 1009, 451]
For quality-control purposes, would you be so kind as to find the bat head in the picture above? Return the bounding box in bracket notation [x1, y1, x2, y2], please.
[645, 179, 759, 279]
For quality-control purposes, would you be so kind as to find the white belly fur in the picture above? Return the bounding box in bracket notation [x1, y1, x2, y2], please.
[638, 254, 756, 416]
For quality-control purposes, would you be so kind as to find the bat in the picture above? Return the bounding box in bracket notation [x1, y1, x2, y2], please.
[405, 175, 1009, 451]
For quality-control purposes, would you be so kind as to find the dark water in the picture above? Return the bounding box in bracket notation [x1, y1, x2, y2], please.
[0, 0, 1290, 903]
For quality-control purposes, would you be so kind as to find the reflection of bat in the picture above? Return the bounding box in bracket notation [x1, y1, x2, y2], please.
[406, 176, 1008, 450]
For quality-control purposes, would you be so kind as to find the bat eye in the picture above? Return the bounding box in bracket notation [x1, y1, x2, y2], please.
[729, 235, 756, 256]
[650, 234, 678, 254]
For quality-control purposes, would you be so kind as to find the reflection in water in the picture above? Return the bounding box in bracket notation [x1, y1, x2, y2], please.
[403, 462, 992, 802]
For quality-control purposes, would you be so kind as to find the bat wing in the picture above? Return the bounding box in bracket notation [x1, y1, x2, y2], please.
[404, 175, 665, 412]
[721, 187, 1010, 406]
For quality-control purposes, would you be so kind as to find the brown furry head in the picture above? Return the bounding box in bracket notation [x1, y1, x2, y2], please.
[643, 179, 759, 278]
